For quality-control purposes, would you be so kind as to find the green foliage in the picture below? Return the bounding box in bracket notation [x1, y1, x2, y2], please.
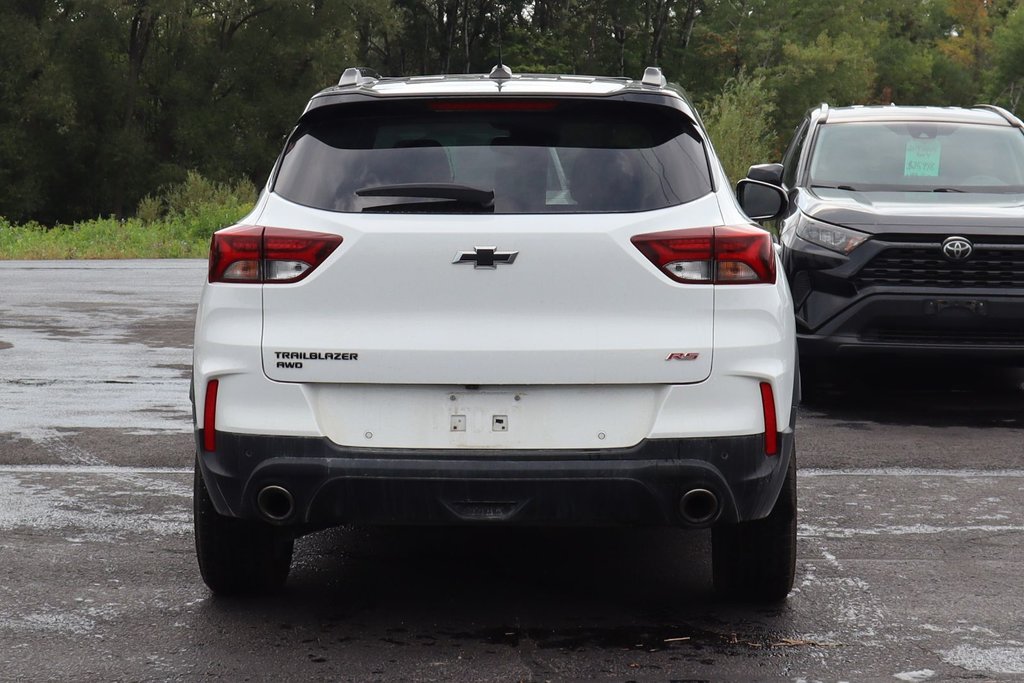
[3, 0, 1024, 231]
[0, 216, 208, 260]
[702, 74, 778, 184]
[770, 31, 879, 132]
[136, 195, 164, 225]
[0, 173, 251, 259]
[990, 4, 1024, 111]
[152, 171, 257, 221]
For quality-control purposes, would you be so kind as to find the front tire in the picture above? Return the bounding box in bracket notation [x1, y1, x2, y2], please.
[712, 452, 797, 602]
[798, 357, 822, 404]
[193, 459, 294, 595]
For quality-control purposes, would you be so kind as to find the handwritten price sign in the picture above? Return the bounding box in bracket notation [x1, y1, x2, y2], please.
[904, 139, 942, 177]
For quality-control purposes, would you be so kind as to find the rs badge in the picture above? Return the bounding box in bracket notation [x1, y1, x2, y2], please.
[666, 352, 700, 361]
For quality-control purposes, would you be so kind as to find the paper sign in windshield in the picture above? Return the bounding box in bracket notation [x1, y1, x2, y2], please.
[905, 139, 942, 177]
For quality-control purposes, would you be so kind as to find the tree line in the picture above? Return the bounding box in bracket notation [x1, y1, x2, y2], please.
[3, 0, 1024, 226]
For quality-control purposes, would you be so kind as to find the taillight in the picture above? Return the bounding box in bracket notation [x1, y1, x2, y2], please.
[263, 228, 343, 282]
[209, 226, 262, 282]
[208, 226, 342, 284]
[631, 225, 776, 284]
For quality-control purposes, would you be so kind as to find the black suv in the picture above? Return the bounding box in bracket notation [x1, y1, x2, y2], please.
[742, 104, 1024, 389]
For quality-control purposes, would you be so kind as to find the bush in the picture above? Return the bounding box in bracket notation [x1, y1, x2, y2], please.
[136, 195, 163, 224]
[135, 171, 257, 242]
[701, 74, 779, 185]
[156, 170, 257, 220]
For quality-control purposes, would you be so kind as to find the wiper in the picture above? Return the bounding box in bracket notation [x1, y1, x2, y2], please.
[356, 183, 495, 207]
[811, 184, 859, 191]
[361, 199, 495, 214]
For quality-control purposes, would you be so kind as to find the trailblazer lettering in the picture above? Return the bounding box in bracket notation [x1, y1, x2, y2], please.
[273, 351, 359, 361]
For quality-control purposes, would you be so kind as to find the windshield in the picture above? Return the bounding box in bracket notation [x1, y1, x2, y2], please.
[807, 121, 1024, 193]
[273, 100, 712, 213]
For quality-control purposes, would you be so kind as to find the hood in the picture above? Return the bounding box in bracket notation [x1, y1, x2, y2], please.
[796, 188, 1024, 233]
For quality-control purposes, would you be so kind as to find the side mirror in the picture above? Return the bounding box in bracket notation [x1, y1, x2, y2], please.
[746, 163, 784, 185]
[736, 179, 788, 221]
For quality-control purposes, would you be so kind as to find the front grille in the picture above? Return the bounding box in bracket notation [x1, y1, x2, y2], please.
[855, 244, 1024, 288]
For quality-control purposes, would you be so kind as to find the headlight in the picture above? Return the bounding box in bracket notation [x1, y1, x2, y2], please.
[794, 214, 868, 255]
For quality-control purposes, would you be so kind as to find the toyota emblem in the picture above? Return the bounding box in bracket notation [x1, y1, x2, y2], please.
[941, 236, 973, 261]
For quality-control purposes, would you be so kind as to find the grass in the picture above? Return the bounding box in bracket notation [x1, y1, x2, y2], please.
[0, 211, 229, 260]
[0, 172, 255, 260]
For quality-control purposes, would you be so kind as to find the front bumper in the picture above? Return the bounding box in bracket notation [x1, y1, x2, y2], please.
[195, 430, 794, 529]
[796, 290, 1024, 359]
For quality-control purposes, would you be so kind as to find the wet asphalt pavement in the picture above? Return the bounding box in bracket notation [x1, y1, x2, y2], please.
[1, 260, 1023, 681]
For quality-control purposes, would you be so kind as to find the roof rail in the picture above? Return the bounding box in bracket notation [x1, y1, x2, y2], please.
[973, 104, 1023, 128]
[817, 102, 830, 124]
[641, 66, 666, 88]
[338, 67, 381, 87]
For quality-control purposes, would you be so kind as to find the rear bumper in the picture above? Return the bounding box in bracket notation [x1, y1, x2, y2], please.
[196, 430, 794, 529]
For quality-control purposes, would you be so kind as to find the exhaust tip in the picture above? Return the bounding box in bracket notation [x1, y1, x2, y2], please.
[679, 488, 720, 525]
[256, 485, 295, 522]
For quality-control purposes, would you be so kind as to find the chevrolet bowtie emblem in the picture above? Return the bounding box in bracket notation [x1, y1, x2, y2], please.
[453, 246, 518, 269]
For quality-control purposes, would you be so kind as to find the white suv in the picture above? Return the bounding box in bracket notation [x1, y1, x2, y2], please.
[191, 65, 798, 601]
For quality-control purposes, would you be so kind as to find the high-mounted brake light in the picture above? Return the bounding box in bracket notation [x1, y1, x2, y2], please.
[631, 225, 776, 284]
[208, 226, 342, 284]
[428, 100, 559, 112]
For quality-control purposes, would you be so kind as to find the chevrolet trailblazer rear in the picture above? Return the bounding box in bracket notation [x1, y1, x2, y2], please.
[191, 66, 798, 601]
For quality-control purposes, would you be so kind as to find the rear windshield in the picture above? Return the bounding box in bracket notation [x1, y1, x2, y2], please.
[273, 100, 712, 214]
[808, 121, 1024, 193]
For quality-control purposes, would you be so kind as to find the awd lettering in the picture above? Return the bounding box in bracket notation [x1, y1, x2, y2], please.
[276, 361, 303, 369]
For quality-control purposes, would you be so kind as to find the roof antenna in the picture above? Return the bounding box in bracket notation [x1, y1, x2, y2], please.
[489, 7, 512, 80]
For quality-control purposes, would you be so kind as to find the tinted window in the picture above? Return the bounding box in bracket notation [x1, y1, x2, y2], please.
[808, 121, 1024, 192]
[273, 100, 712, 213]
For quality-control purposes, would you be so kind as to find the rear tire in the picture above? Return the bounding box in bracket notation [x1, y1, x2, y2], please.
[712, 452, 797, 603]
[193, 459, 294, 595]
